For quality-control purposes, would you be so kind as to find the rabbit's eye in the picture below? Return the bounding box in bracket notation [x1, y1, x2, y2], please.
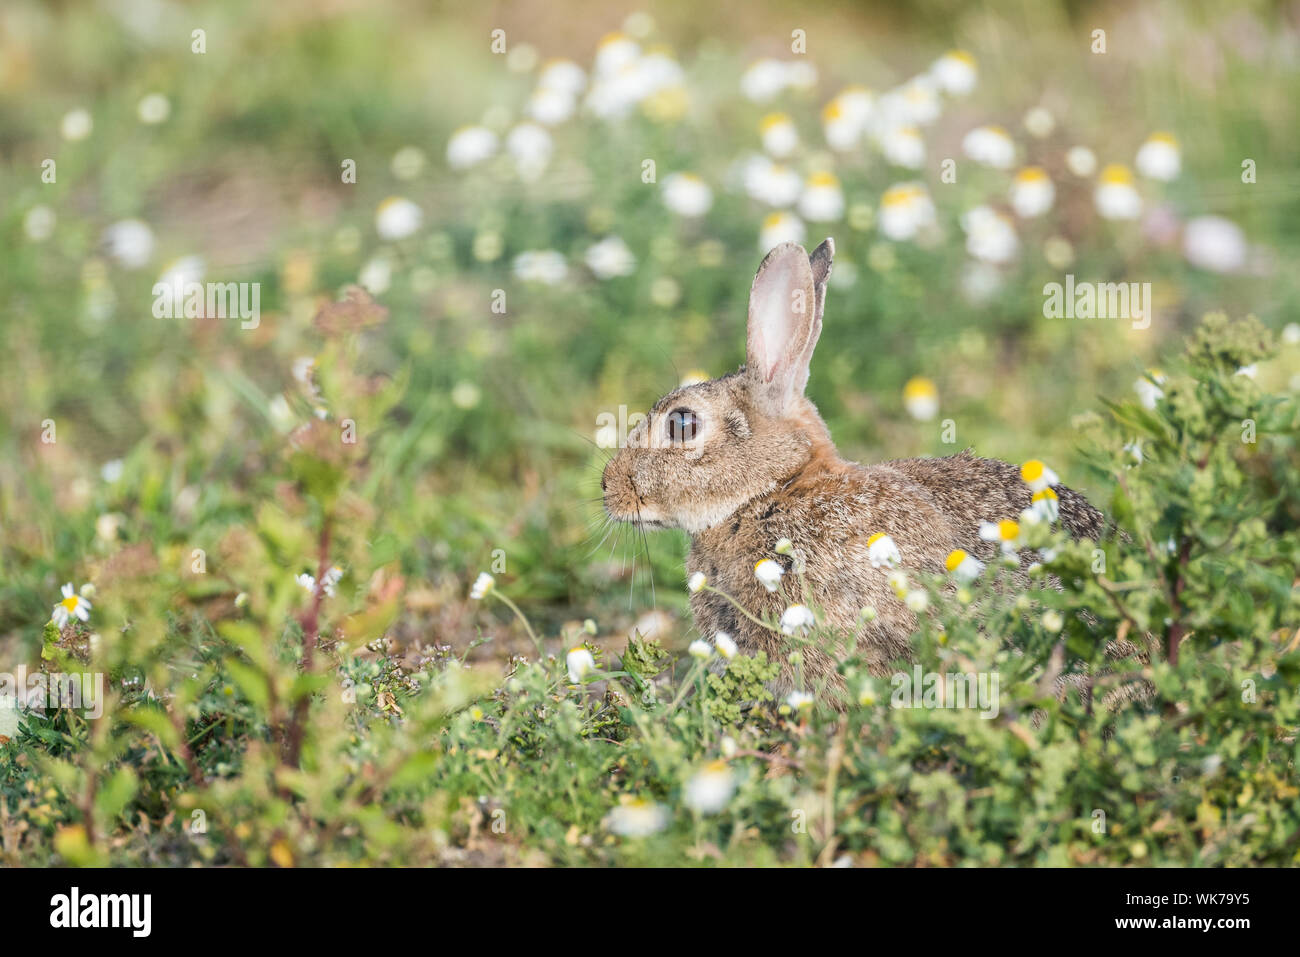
[666, 408, 700, 444]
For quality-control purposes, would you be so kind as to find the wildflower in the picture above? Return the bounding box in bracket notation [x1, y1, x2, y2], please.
[897, 75, 941, 125]
[446, 126, 498, 170]
[759, 113, 799, 157]
[961, 125, 1015, 169]
[300, 566, 343, 598]
[61, 108, 93, 141]
[375, 197, 423, 241]
[905, 590, 928, 613]
[684, 760, 735, 814]
[1031, 487, 1060, 522]
[1135, 370, 1165, 410]
[720, 735, 737, 758]
[1042, 610, 1064, 634]
[714, 632, 738, 659]
[1009, 166, 1055, 218]
[358, 256, 392, 295]
[51, 583, 92, 627]
[979, 519, 1021, 554]
[688, 639, 713, 661]
[528, 87, 576, 125]
[759, 211, 806, 252]
[1022, 106, 1055, 138]
[1094, 164, 1142, 220]
[945, 549, 984, 584]
[858, 681, 878, 706]
[512, 250, 568, 285]
[930, 50, 977, 95]
[879, 126, 925, 169]
[102, 219, 155, 269]
[470, 572, 495, 600]
[887, 570, 910, 599]
[1065, 145, 1097, 177]
[859, 606, 878, 623]
[566, 646, 596, 682]
[867, 532, 902, 569]
[661, 173, 713, 217]
[584, 235, 636, 279]
[821, 95, 863, 151]
[1019, 459, 1060, 493]
[781, 604, 816, 636]
[583, 618, 598, 635]
[1135, 132, 1180, 181]
[741, 58, 791, 102]
[594, 31, 639, 76]
[878, 183, 936, 241]
[537, 59, 586, 96]
[961, 205, 1019, 264]
[136, 93, 170, 125]
[1182, 216, 1247, 274]
[774, 537, 794, 555]
[797, 172, 845, 222]
[604, 797, 669, 837]
[754, 558, 784, 592]
[902, 377, 939, 421]
[505, 123, 553, 179]
[688, 571, 707, 593]
[786, 690, 814, 712]
[743, 156, 802, 207]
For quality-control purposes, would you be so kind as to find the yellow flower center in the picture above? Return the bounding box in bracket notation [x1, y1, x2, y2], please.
[1032, 488, 1059, 502]
[1100, 163, 1135, 185]
[867, 532, 886, 546]
[61, 596, 80, 612]
[1147, 131, 1178, 147]
[807, 171, 839, 188]
[998, 519, 1020, 540]
[945, 549, 968, 571]
[945, 50, 976, 65]
[903, 377, 937, 400]
[1020, 459, 1045, 482]
[1015, 166, 1048, 183]
[760, 112, 792, 132]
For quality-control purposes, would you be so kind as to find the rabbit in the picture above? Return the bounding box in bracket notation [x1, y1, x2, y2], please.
[601, 238, 1106, 703]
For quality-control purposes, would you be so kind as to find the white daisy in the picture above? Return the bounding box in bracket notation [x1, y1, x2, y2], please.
[1009, 166, 1055, 218]
[584, 235, 636, 279]
[945, 549, 984, 584]
[446, 126, 498, 170]
[866, 532, 902, 569]
[566, 646, 597, 682]
[51, 583, 92, 627]
[684, 760, 735, 814]
[780, 604, 816, 636]
[1094, 164, 1142, 220]
[1135, 132, 1180, 181]
[470, 572, 495, 600]
[754, 558, 784, 592]
[961, 125, 1015, 169]
[661, 173, 713, 217]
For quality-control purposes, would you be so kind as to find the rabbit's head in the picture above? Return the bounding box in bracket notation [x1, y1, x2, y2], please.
[602, 239, 837, 534]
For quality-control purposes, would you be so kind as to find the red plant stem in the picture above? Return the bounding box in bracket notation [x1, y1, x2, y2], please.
[285, 517, 332, 768]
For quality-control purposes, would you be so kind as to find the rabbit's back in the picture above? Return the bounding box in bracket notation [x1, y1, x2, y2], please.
[886, 450, 1105, 546]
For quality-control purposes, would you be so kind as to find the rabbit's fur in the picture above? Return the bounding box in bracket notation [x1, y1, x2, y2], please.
[602, 239, 1104, 701]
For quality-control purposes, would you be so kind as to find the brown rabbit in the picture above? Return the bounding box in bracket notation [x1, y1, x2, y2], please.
[601, 239, 1104, 701]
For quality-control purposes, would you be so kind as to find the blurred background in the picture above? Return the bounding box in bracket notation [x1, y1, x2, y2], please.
[3, 0, 1299, 662]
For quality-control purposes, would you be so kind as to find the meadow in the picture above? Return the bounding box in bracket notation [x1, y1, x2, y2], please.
[1, 0, 1297, 866]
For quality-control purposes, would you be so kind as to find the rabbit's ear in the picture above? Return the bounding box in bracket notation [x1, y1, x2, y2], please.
[745, 240, 830, 415]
